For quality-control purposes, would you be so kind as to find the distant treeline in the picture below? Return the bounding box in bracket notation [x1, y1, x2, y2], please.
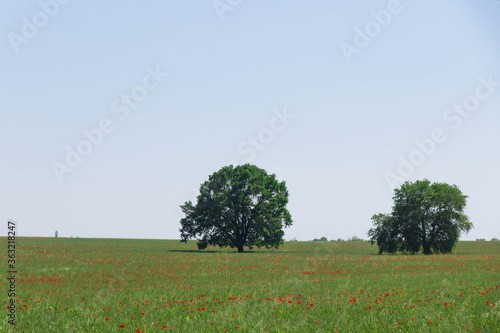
[288, 236, 366, 242]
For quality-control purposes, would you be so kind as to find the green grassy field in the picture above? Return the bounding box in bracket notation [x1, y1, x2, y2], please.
[1, 238, 499, 332]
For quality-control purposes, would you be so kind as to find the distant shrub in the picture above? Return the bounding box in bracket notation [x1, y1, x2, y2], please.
[312, 237, 328, 242]
[491, 238, 499, 242]
[348, 236, 364, 241]
[476, 238, 486, 241]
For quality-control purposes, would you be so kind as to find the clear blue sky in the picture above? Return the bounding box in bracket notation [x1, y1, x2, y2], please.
[1, 0, 499, 241]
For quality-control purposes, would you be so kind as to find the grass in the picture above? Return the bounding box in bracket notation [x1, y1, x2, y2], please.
[1, 238, 499, 332]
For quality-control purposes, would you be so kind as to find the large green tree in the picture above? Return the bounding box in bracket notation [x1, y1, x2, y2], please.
[368, 179, 472, 255]
[179, 164, 292, 253]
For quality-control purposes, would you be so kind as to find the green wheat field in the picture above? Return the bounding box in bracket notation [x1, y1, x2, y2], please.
[1, 238, 499, 332]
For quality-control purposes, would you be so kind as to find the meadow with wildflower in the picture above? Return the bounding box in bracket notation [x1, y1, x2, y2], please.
[1, 238, 499, 332]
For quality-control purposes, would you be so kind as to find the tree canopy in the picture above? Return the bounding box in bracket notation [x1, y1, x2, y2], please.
[368, 179, 472, 255]
[179, 164, 292, 252]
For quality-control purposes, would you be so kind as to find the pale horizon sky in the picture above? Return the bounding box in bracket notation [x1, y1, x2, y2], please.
[1, 0, 499, 241]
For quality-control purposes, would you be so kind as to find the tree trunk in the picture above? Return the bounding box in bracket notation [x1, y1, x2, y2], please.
[237, 244, 244, 253]
[421, 219, 431, 255]
[422, 243, 432, 255]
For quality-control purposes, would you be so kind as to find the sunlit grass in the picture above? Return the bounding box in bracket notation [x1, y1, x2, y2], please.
[1, 238, 499, 332]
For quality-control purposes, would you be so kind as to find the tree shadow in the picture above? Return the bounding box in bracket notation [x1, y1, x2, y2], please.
[167, 249, 220, 253]
[167, 249, 259, 254]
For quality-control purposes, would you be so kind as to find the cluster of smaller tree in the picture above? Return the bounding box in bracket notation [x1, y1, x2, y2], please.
[310, 236, 365, 242]
[368, 179, 472, 255]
